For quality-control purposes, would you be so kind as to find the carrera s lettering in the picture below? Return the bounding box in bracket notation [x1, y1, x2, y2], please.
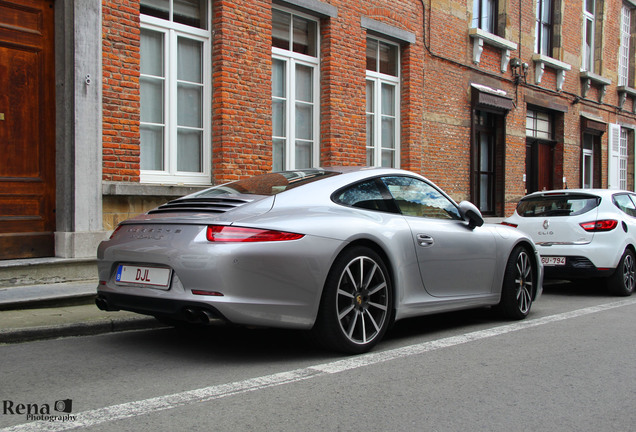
[124, 227, 183, 240]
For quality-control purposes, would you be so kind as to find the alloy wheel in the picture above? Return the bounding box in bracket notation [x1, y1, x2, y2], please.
[622, 253, 635, 293]
[336, 256, 389, 345]
[514, 250, 534, 315]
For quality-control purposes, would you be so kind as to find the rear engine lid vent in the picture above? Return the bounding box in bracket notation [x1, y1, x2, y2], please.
[148, 197, 252, 214]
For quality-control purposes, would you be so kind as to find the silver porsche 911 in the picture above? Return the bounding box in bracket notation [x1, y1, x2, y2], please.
[96, 167, 543, 353]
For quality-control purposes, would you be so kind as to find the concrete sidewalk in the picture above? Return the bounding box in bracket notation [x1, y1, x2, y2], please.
[0, 282, 164, 344]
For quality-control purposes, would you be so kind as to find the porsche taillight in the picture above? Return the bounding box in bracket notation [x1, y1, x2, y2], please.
[206, 225, 304, 242]
[579, 220, 618, 232]
[109, 225, 124, 239]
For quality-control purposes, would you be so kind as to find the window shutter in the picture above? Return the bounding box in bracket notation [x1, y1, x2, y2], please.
[608, 124, 621, 189]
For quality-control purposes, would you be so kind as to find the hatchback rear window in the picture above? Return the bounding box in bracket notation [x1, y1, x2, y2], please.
[516, 195, 600, 217]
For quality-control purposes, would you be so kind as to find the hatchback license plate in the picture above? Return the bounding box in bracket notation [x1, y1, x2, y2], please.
[115, 265, 172, 289]
[541, 256, 566, 266]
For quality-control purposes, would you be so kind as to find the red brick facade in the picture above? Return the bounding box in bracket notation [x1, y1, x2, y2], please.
[211, 0, 273, 181]
[103, 0, 141, 183]
[101, 0, 636, 222]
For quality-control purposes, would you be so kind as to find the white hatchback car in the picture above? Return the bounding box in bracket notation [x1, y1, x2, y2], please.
[503, 189, 636, 296]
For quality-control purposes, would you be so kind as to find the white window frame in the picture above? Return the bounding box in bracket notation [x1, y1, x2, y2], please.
[526, 109, 552, 139]
[271, 8, 320, 171]
[472, 0, 497, 34]
[582, 0, 596, 72]
[607, 124, 634, 191]
[366, 37, 400, 169]
[535, 0, 553, 56]
[583, 134, 595, 189]
[619, 3, 632, 87]
[620, 127, 629, 190]
[608, 123, 621, 189]
[140, 12, 212, 185]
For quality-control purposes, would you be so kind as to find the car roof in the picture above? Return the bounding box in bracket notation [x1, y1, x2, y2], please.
[271, 166, 431, 188]
[278, 166, 430, 193]
[522, 189, 633, 199]
[319, 166, 420, 176]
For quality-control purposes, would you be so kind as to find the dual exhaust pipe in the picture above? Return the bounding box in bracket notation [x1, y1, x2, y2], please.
[182, 307, 220, 325]
[95, 296, 221, 325]
[95, 296, 119, 312]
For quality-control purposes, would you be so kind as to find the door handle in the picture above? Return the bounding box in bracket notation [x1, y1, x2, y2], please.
[416, 234, 434, 247]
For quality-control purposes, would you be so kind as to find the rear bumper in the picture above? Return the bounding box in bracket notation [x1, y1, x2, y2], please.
[95, 292, 229, 325]
[542, 255, 614, 279]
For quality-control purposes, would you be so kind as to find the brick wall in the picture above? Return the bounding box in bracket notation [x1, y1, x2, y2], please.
[211, 0, 273, 183]
[101, 0, 636, 222]
[102, 0, 141, 183]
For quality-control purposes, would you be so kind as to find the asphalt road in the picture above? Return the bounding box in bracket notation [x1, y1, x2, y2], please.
[1, 281, 636, 432]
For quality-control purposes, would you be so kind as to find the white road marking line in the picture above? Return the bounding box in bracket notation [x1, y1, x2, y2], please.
[3, 298, 636, 432]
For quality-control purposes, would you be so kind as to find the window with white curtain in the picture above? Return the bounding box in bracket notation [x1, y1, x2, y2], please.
[535, 0, 553, 56]
[526, 110, 552, 139]
[620, 128, 629, 190]
[472, 0, 498, 34]
[140, 0, 211, 184]
[272, 8, 319, 172]
[582, 135, 594, 189]
[366, 37, 400, 168]
[582, 0, 596, 72]
[619, 4, 632, 87]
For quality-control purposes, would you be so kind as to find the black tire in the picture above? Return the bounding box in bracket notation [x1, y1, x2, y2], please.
[607, 249, 636, 296]
[312, 246, 393, 354]
[496, 245, 535, 320]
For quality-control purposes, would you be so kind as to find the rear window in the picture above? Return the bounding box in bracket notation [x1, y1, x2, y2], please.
[613, 194, 636, 217]
[193, 170, 340, 197]
[333, 179, 397, 213]
[516, 195, 600, 217]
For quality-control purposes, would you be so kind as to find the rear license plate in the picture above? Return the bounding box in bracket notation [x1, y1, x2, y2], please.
[115, 265, 172, 289]
[541, 256, 566, 266]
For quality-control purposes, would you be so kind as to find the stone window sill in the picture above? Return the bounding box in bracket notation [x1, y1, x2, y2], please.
[580, 71, 612, 102]
[102, 182, 208, 197]
[618, 85, 636, 111]
[468, 28, 517, 73]
[531, 54, 571, 91]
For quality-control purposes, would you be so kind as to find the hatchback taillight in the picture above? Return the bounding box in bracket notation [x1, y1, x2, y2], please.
[579, 220, 618, 232]
[501, 221, 518, 228]
[206, 225, 304, 242]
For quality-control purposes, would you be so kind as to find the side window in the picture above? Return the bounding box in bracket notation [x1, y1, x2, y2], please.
[614, 194, 636, 217]
[382, 176, 461, 220]
[332, 180, 396, 213]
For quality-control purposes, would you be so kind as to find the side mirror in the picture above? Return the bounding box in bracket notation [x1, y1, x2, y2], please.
[458, 201, 484, 229]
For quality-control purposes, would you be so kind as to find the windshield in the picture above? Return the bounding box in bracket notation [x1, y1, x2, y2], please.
[192, 170, 340, 197]
[516, 194, 600, 217]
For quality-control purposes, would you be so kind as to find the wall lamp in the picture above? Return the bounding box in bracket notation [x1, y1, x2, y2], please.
[510, 58, 528, 84]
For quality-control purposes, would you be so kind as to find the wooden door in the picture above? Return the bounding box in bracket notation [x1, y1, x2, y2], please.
[526, 140, 554, 193]
[536, 142, 554, 191]
[0, 0, 56, 259]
